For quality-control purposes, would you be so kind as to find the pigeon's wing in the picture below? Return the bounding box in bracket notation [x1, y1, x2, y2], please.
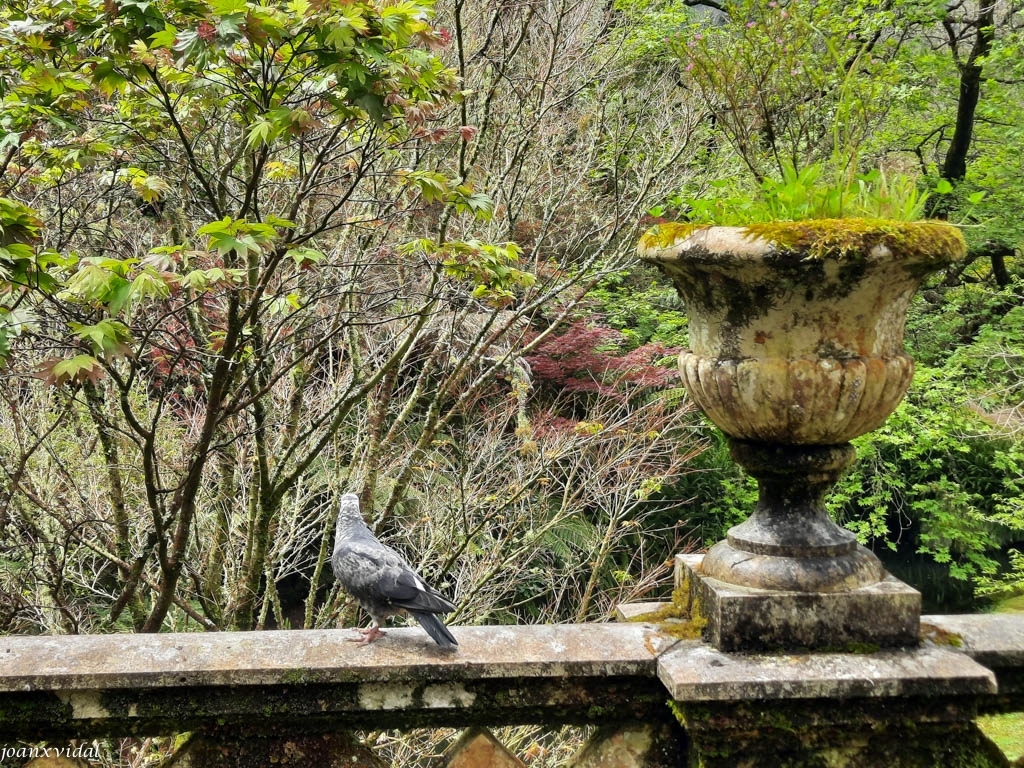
[332, 539, 456, 615]
[386, 568, 458, 614]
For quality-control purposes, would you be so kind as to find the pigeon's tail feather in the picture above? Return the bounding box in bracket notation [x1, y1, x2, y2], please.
[411, 611, 458, 647]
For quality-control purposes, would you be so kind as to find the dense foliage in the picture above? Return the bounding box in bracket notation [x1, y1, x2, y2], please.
[0, 0, 703, 647]
[620, 0, 1024, 600]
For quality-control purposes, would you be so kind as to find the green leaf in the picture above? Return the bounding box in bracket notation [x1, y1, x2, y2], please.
[107, 279, 134, 315]
[69, 319, 133, 356]
[130, 271, 171, 302]
[209, 0, 248, 14]
[64, 265, 116, 302]
[263, 215, 296, 229]
[354, 92, 387, 125]
[181, 270, 211, 291]
[149, 25, 178, 49]
[246, 119, 274, 149]
[324, 23, 356, 51]
[38, 354, 104, 386]
[131, 173, 171, 203]
[198, 217, 272, 258]
[287, 246, 326, 266]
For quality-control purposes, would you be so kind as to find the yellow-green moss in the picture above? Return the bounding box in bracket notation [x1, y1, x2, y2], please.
[919, 622, 964, 648]
[638, 222, 706, 251]
[743, 218, 967, 261]
[626, 583, 707, 641]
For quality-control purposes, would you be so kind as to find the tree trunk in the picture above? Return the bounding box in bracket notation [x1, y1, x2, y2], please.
[941, 5, 995, 182]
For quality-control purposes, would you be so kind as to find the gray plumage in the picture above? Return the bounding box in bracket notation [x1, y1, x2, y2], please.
[331, 493, 458, 648]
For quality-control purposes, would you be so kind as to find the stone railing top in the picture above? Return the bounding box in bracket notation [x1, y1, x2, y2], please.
[0, 623, 679, 693]
[659, 643, 996, 702]
[922, 613, 1024, 669]
[2, 614, 1023, 741]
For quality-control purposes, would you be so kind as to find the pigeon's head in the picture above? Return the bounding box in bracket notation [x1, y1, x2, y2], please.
[335, 493, 367, 543]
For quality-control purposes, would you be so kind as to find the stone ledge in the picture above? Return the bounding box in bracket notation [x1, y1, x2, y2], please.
[0, 624, 679, 693]
[3, 616, 1022, 743]
[658, 642, 996, 702]
[615, 602, 672, 622]
[0, 624, 683, 739]
[922, 613, 1024, 706]
[921, 613, 1024, 669]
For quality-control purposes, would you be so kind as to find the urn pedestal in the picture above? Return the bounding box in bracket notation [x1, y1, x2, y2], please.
[639, 220, 966, 650]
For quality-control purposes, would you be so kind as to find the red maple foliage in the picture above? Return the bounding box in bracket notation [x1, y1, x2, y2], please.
[196, 21, 216, 43]
[525, 320, 679, 398]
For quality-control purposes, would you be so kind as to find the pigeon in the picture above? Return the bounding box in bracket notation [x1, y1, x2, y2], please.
[331, 493, 458, 648]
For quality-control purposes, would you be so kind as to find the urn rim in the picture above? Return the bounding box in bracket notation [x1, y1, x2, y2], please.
[637, 218, 967, 267]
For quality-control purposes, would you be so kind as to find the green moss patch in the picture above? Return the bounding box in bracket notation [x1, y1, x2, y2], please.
[625, 584, 708, 640]
[920, 621, 965, 648]
[743, 218, 967, 261]
[638, 222, 706, 251]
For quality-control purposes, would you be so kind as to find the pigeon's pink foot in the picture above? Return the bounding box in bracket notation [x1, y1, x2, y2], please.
[348, 626, 387, 644]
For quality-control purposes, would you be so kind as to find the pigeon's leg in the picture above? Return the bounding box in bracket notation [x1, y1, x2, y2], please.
[348, 622, 387, 644]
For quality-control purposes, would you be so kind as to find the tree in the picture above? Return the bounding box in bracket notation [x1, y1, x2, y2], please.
[0, 0, 536, 632]
[0, 0, 708, 636]
[911, 0, 1024, 284]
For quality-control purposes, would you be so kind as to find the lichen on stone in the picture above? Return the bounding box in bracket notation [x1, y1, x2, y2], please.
[741, 218, 967, 261]
[638, 222, 706, 251]
[625, 584, 707, 641]
[675, 700, 1013, 768]
[920, 622, 965, 648]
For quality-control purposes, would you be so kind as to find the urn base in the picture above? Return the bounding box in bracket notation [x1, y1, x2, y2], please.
[705, 441, 888, 592]
[678, 554, 921, 652]
[700, 538, 886, 592]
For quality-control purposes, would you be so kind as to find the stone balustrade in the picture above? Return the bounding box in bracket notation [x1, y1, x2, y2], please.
[1, 612, 1023, 766]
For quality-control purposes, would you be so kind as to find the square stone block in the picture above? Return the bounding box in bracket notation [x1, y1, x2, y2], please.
[677, 554, 921, 652]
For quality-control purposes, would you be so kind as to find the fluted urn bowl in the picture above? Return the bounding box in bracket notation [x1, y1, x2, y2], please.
[639, 219, 966, 593]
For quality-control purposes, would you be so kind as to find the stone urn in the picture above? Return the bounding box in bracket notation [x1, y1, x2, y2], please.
[638, 219, 966, 649]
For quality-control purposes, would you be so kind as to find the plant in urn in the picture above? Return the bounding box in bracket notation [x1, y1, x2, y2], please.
[639, 218, 966, 650]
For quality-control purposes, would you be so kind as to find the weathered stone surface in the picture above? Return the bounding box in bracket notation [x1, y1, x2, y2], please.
[638, 222, 965, 363]
[639, 222, 961, 614]
[0, 624, 678, 692]
[444, 727, 524, 768]
[637, 221, 964, 443]
[3, 612, 1022, 765]
[724, 443, 861, 559]
[696, 442, 888, 593]
[658, 642, 996, 701]
[0, 625, 683, 739]
[699, 539, 888, 595]
[0, 675, 674, 740]
[679, 554, 920, 651]
[922, 613, 1024, 705]
[699, 441, 889, 595]
[922, 614, 1024, 669]
[569, 722, 685, 768]
[167, 729, 383, 768]
[677, 351, 915, 444]
[615, 602, 672, 622]
[677, 698, 1010, 768]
